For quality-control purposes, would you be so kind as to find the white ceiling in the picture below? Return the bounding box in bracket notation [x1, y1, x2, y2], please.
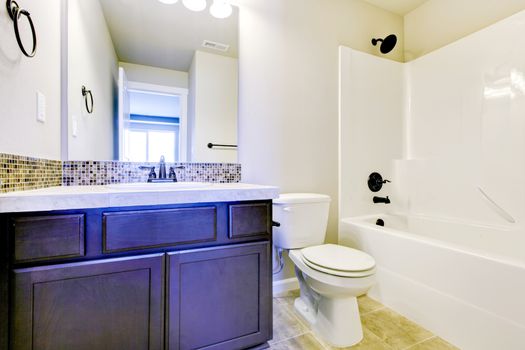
[362, 0, 429, 15]
[98, 0, 239, 72]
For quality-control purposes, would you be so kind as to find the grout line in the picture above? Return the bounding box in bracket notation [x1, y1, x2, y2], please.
[268, 330, 311, 347]
[282, 306, 331, 350]
[274, 296, 439, 350]
[360, 305, 386, 316]
[403, 335, 437, 350]
[272, 298, 331, 349]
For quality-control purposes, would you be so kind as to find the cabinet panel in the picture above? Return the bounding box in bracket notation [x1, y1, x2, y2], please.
[12, 214, 85, 263]
[103, 207, 217, 253]
[167, 242, 272, 350]
[11, 254, 164, 350]
[229, 203, 271, 239]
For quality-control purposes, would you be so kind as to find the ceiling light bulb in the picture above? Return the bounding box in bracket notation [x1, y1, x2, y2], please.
[182, 0, 207, 12]
[210, 0, 232, 18]
[158, 0, 179, 4]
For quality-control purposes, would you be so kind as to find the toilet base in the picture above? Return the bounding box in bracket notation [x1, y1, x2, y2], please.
[294, 294, 363, 347]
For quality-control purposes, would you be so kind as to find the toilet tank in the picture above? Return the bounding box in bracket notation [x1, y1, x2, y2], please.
[273, 193, 331, 249]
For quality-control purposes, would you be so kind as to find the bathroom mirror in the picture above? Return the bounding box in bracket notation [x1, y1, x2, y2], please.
[66, 0, 239, 163]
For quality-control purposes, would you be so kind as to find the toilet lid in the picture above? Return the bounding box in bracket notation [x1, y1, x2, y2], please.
[301, 244, 375, 273]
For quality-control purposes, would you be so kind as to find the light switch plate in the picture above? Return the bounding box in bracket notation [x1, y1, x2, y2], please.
[72, 115, 78, 137]
[37, 91, 46, 123]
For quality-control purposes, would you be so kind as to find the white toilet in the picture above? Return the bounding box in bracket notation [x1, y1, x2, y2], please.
[273, 193, 376, 347]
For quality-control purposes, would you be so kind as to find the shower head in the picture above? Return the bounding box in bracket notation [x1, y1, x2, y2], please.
[371, 34, 397, 54]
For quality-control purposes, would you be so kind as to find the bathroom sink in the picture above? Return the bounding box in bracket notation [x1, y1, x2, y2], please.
[106, 182, 211, 191]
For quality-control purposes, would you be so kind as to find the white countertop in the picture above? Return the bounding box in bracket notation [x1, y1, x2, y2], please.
[0, 183, 280, 213]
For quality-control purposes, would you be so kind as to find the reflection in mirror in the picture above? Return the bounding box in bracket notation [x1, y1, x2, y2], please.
[66, 0, 238, 163]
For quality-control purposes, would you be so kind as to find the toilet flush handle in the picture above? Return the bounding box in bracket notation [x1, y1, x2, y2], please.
[283, 207, 293, 212]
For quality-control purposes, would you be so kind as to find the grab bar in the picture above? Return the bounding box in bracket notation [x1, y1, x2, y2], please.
[477, 187, 515, 224]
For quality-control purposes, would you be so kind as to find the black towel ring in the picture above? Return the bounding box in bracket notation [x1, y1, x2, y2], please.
[82, 86, 94, 114]
[6, 0, 37, 58]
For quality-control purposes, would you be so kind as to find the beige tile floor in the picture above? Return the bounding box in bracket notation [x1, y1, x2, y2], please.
[270, 290, 459, 350]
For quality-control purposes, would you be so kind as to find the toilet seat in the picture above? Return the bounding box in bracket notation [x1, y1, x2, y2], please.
[300, 244, 375, 278]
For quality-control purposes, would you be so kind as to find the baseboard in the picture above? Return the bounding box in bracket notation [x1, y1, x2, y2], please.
[272, 277, 299, 297]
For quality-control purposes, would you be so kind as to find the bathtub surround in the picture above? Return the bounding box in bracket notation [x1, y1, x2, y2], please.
[404, 0, 525, 60]
[339, 9, 525, 350]
[0, 153, 241, 193]
[338, 48, 404, 219]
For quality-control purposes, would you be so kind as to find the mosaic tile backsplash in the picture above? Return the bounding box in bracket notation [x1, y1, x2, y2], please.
[63, 161, 241, 186]
[0, 153, 62, 193]
[0, 153, 241, 193]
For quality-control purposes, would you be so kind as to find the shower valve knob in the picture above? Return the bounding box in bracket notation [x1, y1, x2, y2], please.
[368, 172, 391, 192]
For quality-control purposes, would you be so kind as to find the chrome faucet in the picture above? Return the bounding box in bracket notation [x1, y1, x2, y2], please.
[158, 156, 167, 179]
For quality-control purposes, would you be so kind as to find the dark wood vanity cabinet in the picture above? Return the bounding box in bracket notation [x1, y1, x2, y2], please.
[1, 200, 273, 350]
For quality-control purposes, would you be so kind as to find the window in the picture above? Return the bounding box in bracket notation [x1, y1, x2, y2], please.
[123, 90, 183, 162]
[124, 115, 180, 162]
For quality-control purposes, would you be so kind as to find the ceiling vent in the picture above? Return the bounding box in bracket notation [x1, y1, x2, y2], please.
[202, 40, 230, 52]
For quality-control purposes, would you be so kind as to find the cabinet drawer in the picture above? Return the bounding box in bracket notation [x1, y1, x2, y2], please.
[229, 203, 271, 239]
[12, 215, 85, 263]
[103, 207, 217, 253]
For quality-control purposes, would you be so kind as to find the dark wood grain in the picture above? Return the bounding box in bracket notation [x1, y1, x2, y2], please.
[229, 203, 271, 239]
[4, 200, 273, 349]
[103, 207, 217, 253]
[167, 241, 272, 350]
[11, 254, 164, 350]
[0, 216, 8, 350]
[12, 214, 85, 263]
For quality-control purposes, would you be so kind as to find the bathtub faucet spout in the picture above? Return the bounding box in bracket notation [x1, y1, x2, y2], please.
[373, 196, 390, 204]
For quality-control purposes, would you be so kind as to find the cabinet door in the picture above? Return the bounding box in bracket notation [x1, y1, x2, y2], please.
[167, 242, 272, 350]
[11, 254, 164, 350]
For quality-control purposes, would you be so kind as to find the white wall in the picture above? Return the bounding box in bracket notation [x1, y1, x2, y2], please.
[340, 9, 525, 228]
[339, 48, 404, 220]
[238, 0, 404, 279]
[67, 0, 118, 161]
[404, 0, 525, 61]
[0, 0, 62, 159]
[120, 62, 188, 89]
[190, 51, 238, 163]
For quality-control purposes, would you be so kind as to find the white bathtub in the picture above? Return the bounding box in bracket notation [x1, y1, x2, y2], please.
[340, 214, 525, 350]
